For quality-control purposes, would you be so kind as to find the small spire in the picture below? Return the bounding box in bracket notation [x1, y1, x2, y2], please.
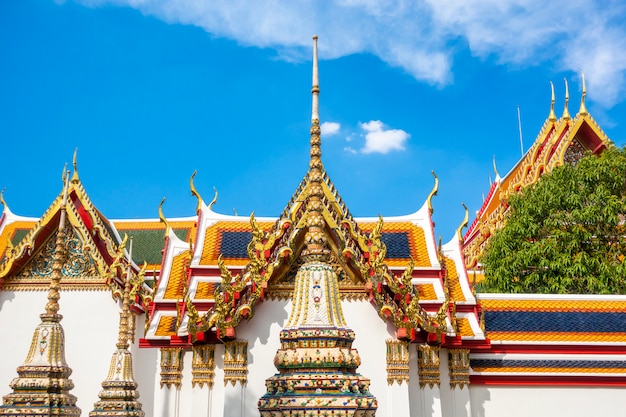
[117, 236, 133, 349]
[579, 71, 588, 116]
[90, 234, 144, 417]
[548, 81, 557, 122]
[71, 148, 80, 184]
[562, 78, 571, 120]
[44, 167, 71, 317]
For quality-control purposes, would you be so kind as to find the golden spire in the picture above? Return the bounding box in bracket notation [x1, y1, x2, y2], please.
[579, 71, 588, 116]
[70, 148, 80, 184]
[549, 81, 557, 122]
[90, 235, 144, 417]
[562, 78, 571, 120]
[301, 35, 329, 262]
[117, 237, 133, 349]
[44, 167, 71, 317]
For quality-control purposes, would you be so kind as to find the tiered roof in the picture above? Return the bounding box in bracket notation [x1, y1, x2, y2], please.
[463, 75, 612, 276]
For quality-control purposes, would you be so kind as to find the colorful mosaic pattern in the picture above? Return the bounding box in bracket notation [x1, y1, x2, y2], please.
[480, 298, 626, 343]
[200, 221, 273, 266]
[198, 220, 432, 268]
[0, 220, 36, 259]
[471, 358, 626, 374]
[114, 220, 196, 269]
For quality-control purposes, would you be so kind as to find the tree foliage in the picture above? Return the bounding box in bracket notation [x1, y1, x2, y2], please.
[479, 146, 626, 294]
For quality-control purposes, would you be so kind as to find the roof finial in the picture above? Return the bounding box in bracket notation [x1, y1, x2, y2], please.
[548, 81, 557, 122]
[209, 187, 218, 210]
[579, 71, 588, 116]
[562, 78, 571, 120]
[158, 197, 171, 238]
[312, 35, 319, 122]
[71, 148, 80, 184]
[492, 155, 500, 180]
[0, 188, 8, 213]
[190, 170, 203, 214]
[427, 171, 439, 215]
[456, 203, 469, 243]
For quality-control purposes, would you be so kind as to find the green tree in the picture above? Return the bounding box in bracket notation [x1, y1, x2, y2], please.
[479, 146, 626, 294]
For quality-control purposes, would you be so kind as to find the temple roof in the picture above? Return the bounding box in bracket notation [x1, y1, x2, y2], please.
[463, 77, 612, 271]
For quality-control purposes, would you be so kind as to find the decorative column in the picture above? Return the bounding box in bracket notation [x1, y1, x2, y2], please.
[191, 345, 216, 417]
[386, 340, 410, 416]
[417, 344, 442, 417]
[0, 171, 81, 417]
[156, 347, 184, 417]
[223, 340, 247, 417]
[448, 348, 471, 417]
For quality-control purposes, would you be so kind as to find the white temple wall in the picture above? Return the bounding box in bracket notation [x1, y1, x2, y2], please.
[0, 289, 122, 413]
[342, 299, 395, 417]
[469, 385, 626, 417]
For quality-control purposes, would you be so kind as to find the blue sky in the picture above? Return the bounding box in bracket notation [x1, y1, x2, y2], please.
[1, 0, 626, 240]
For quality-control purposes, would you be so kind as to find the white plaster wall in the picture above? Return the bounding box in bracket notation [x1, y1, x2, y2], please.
[0, 289, 123, 413]
[469, 385, 626, 417]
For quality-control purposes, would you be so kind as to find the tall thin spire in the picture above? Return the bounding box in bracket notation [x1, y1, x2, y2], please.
[302, 34, 329, 263]
[0, 167, 81, 417]
[549, 81, 557, 122]
[579, 71, 588, 116]
[45, 167, 71, 317]
[562, 78, 571, 120]
[90, 237, 144, 417]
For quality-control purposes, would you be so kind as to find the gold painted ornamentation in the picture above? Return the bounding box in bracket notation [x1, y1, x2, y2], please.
[417, 344, 440, 389]
[448, 348, 471, 389]
[223, 340, 248, 386]
[344, 215, 440, 340]
[386, 340, 410, 385]
[192, 345, 216, 388]
[160, 347, 184, 389]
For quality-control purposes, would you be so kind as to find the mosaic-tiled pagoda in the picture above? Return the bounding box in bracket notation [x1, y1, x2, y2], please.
[258, 37, 377, 417]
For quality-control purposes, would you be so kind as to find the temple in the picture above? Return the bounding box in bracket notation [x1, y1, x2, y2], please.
[0, 38, 624, 417]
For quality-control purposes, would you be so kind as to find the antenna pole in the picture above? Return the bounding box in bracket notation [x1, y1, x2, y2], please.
[517, 106, 524, 156]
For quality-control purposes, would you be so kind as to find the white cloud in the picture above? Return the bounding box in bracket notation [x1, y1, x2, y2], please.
[344, 146, 357, 154]
[359, 120, 409, 154]
[321, 121, 341, 136]
[76, 0, 626, 107]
